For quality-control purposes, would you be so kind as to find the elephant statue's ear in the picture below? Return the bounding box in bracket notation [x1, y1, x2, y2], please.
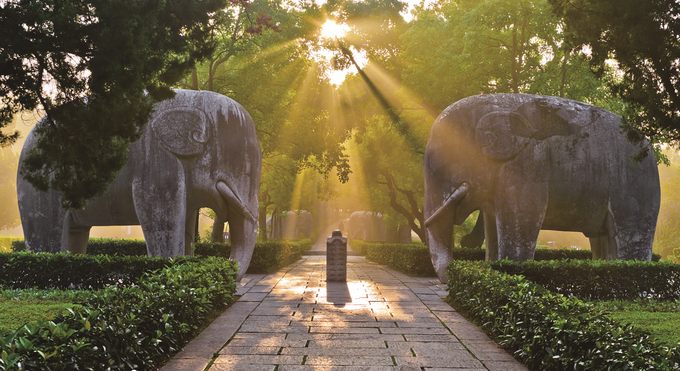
[474, 111, 536, 161]
[151, 108, 210, 157]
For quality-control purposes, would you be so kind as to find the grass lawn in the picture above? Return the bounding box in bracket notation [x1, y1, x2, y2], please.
[594, 299, 680, 346]
[0, 289, 93, 336]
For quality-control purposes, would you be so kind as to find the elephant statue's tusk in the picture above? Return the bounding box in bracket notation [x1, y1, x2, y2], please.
[424, 182, 470, 227]
[216, 181, 257, 223]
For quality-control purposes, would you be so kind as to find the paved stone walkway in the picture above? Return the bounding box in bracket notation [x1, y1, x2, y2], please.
[162, 256, 527, 371]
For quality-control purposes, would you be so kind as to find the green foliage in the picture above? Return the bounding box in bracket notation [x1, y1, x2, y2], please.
[84, 238, 148, 256]
[366, 243, 435, 276]
[489, 259, 680, 300]
[593, 299, 680, 346]
[12, 238, 312, 274]
[0, 238, 21, 253]
[0, 299, 80, 337]
[550, 0, 680, 150]
[450, 247, 598, 261]
[0, 252, 200, 290]
[350, 239, 369, 255]
[0, 256, 238, 370]
[446, 261, 680, 369]
[1, 0, 227, 209]
[194, 239, 312, 273]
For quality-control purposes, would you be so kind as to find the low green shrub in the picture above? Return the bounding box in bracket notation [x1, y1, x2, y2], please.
[489, 259, 680, 300]
[13, 238, 312, 275]
[195, 238, 311, 273]
[0, 238, 22, 253]
[86, 238, 147, 256]
[449, 246, 661, 262]
[365, 243, 436, 276]
[0, 256, 238, 370]
[350, 240, 368, 255]
[247, 239, 311, 273]
[0, 252, 197, 290]
[446, 261, 680, 370]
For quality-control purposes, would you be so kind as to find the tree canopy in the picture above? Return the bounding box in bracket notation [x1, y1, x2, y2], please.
[0, 0, 227, 208]
[550, 0, 680, 159]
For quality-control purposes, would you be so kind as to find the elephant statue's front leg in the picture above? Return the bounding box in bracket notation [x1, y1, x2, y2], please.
[483, 211, 499, 260]
[132, 160, 187, 257]
[494, 180, 548, 261]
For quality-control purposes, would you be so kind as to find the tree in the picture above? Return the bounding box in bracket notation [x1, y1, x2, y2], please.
[0, 0, 227, 209]
[550, 0, 680, 159]
[180, 0, 354, 238]
[401, 0, 611, 111]
[330, 0, 618, 244]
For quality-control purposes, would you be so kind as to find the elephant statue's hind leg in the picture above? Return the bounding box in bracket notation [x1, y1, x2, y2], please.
[63, 212, 91, 254]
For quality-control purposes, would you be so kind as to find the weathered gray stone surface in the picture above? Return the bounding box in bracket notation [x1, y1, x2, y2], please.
[424, 93, 661, 282]
[267, 210, 313, 240]
[327, 230, 347, 282]
[348, 211, 387, 242]
[17, 89, 261, 280]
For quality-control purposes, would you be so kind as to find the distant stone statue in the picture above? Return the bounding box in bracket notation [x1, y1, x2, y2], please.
[347, 211, 387, 242]
[423, 94, 660, 283]
[17, 89, 262, 281]
[266, 210, 313, 240]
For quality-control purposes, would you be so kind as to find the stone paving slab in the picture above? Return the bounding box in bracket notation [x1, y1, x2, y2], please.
[161, 256, 527, 371]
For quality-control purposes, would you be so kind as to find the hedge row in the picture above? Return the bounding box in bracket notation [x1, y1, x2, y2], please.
[489, 259, 680, 300]
[450, 246, 662, 261]
[0, 256, 238, 370]
[0, 238, 21, 253]
[193, 239, 311, 273]
[364, 243, 436, 277]
[12, 238, 312, 274]
[0, 252, 194, 290]
[446, 261, 680, 370]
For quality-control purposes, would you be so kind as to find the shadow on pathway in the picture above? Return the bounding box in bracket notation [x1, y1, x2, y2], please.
[162, 256, 527, 371]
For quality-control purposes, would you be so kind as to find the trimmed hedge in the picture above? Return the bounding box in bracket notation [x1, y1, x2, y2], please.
[0, 238, 22, 253]
[12, 238, 312, 274]
[450, 246, 662, 262]
[194, 239, 311, 273]
[447, 261, 680, 370]
[364, 243, 436, 277]
[0, 255, 238, 370]
[489, 259, 680, 300]
[0, 252, 190, 290]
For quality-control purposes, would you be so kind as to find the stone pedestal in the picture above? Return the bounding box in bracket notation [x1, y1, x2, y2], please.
[326, 230, 347, 282]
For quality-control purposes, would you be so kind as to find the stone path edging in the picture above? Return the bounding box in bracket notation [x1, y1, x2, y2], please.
[162, 256, 527, 371]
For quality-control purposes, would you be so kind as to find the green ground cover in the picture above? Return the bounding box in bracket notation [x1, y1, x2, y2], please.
[594, 299, 680, 346]
[0, 289, 93, 337]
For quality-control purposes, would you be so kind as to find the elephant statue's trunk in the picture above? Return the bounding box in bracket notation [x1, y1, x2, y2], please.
[216, 181, 256, 222]
[424, 182, 470, 228]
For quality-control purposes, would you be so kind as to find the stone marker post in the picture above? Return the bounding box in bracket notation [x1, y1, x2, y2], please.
[326, 230, 347, 282]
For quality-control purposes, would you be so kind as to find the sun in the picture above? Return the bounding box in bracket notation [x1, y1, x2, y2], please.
[320, 20, 349, 39]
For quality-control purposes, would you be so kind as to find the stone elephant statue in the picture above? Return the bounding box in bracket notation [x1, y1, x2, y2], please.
[17, 89, 262, 280]
[266, 210, 313, 240]
[348, 211, 387, 242]
[423, 94, 660, 283]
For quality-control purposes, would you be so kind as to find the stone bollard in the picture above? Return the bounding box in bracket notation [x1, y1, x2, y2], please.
[326, 230, 347, 282]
